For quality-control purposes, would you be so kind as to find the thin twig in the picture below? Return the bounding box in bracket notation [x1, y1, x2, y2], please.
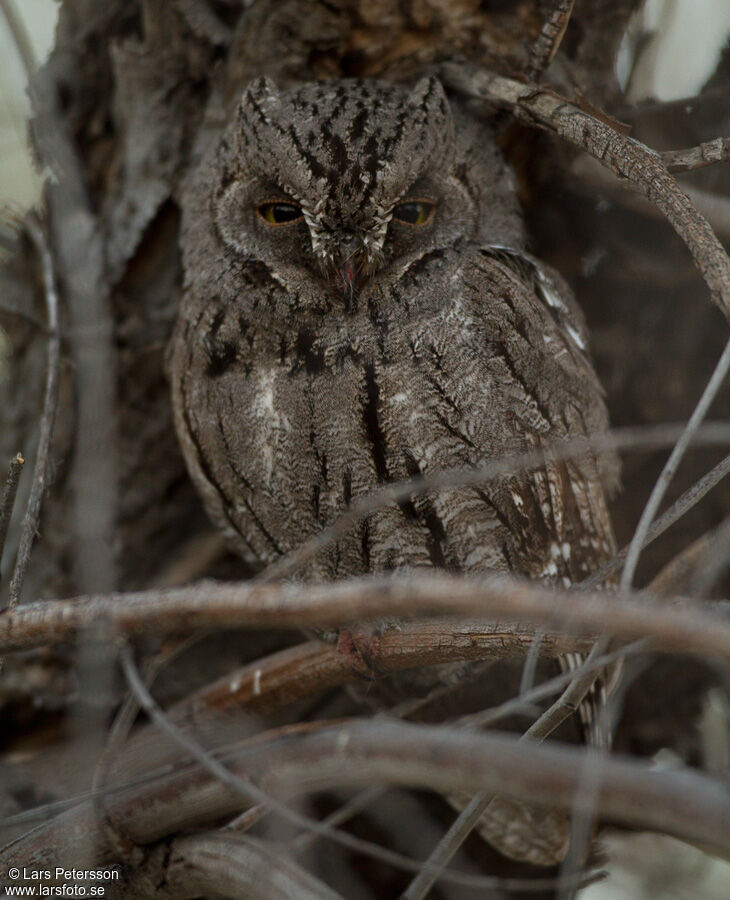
[290, 786, 386, 854]
[662, 137, 730, 173]
[6, 218, 61, 608]
[400, 788, 496, 900]
[115, 645, 585, 893]
[440, 63, 730, 322]
[91, 637, 202, 859]
[557, 656, 652, 900]
[620, 337, 730, 592]
[9, 0, 118, 593]
[0, 642, 645, 839]
[0, 454, 24, 571]
[647, 531, 716, 596]
[524, 0, 576, 82]
[118, 641, 303, 829]
[256, 422, 730, 584]
[406, 533, 699, 895]
[583, 450, 730, 587]
[519, 629, 544, 697]
[459, 641, 646, 731]
[400, 637, 611, 900]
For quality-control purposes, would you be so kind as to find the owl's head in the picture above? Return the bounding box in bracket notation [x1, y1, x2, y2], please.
[212, 76, 520, 302]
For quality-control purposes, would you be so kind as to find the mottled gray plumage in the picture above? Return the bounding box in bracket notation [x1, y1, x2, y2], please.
[169, 75, 618, 864]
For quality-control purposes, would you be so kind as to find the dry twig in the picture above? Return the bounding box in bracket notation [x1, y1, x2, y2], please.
[0, 640, 644, 839]
[400, 633, 613, 899]
[524, 0, 576, 82]
[585, 449, 730, 587]
[114, 645, 582, 893]
[5, 719, 730, 878]
[3, 571, 730, 657]
[127, 832, 346, 900]
[8, 0, 119, 593]
[620, 337, 730, 592]
[689, 514, 730, 599]
[0, 454, 24, 571]
[662, 137, 730, 173]
[6, 218, 60, 608]
[440, 63, 730, 322]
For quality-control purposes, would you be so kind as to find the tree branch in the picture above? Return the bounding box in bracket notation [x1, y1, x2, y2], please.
[1, 571, 728, 656]
[662, 137, 730, 173]
[584, 450, 730, 587]
[5, 720, 730, 876]
[5, 218, 61, 608]
[621, 336, 730, 592]
[525, 0, 576, 82]
[128, 832, 346, 900]
[440, 63, 730, 322]
[0, 454, 24, 572]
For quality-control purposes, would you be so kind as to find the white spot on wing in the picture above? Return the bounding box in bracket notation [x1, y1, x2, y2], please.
[537, 276, 568, 312]
[566, 323, 587, 350]
[253, 369, 290, 483]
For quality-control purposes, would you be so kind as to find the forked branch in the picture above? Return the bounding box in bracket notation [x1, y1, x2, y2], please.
[440, 63, 730, 323]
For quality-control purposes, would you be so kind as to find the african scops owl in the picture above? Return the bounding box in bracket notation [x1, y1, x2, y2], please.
[169, 76, 617, 863]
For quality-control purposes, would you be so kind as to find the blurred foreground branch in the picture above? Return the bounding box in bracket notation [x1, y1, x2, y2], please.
[1, 571, 729, 656]
[4, 719, 729, 878]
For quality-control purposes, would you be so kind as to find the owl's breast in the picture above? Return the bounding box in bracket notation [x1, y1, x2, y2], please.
[172, 247, 613, 580]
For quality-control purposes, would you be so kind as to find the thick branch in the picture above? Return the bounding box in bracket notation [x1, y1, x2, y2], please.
[110, 624, 595, 786]
[441, 64, 730, 322]
[4, 720, 729, 873]
[129, 833, 345, 900]
[1, 572, 728, 657]
[29, 15, 118, 593]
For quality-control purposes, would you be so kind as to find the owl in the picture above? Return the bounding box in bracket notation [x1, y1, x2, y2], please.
[169, 75, 618, 864]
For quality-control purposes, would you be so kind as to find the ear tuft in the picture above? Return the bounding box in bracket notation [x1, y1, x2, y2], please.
[408, 75, 448, 114]
[238, 76, 280, 124]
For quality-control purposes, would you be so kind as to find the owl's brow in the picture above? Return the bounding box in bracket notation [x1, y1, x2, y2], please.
[300, 199, 395, 257]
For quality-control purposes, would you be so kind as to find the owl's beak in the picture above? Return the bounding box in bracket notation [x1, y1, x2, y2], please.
[334, 238, 367, 300]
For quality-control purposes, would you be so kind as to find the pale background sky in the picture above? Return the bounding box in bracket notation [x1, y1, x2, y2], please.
[2, 0, 730, 209]
[0, 0, 57, 210]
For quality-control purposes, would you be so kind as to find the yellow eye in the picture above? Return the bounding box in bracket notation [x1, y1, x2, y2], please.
[257, 202, 304, 226]
[392, 200, 435, 226]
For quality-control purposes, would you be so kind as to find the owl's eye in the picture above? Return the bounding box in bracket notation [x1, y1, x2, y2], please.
[257, 202, 304, 226]
[392, 200, 435, 226]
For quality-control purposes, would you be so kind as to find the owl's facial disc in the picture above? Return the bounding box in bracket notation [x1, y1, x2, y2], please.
[216, 77, 489, 304]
